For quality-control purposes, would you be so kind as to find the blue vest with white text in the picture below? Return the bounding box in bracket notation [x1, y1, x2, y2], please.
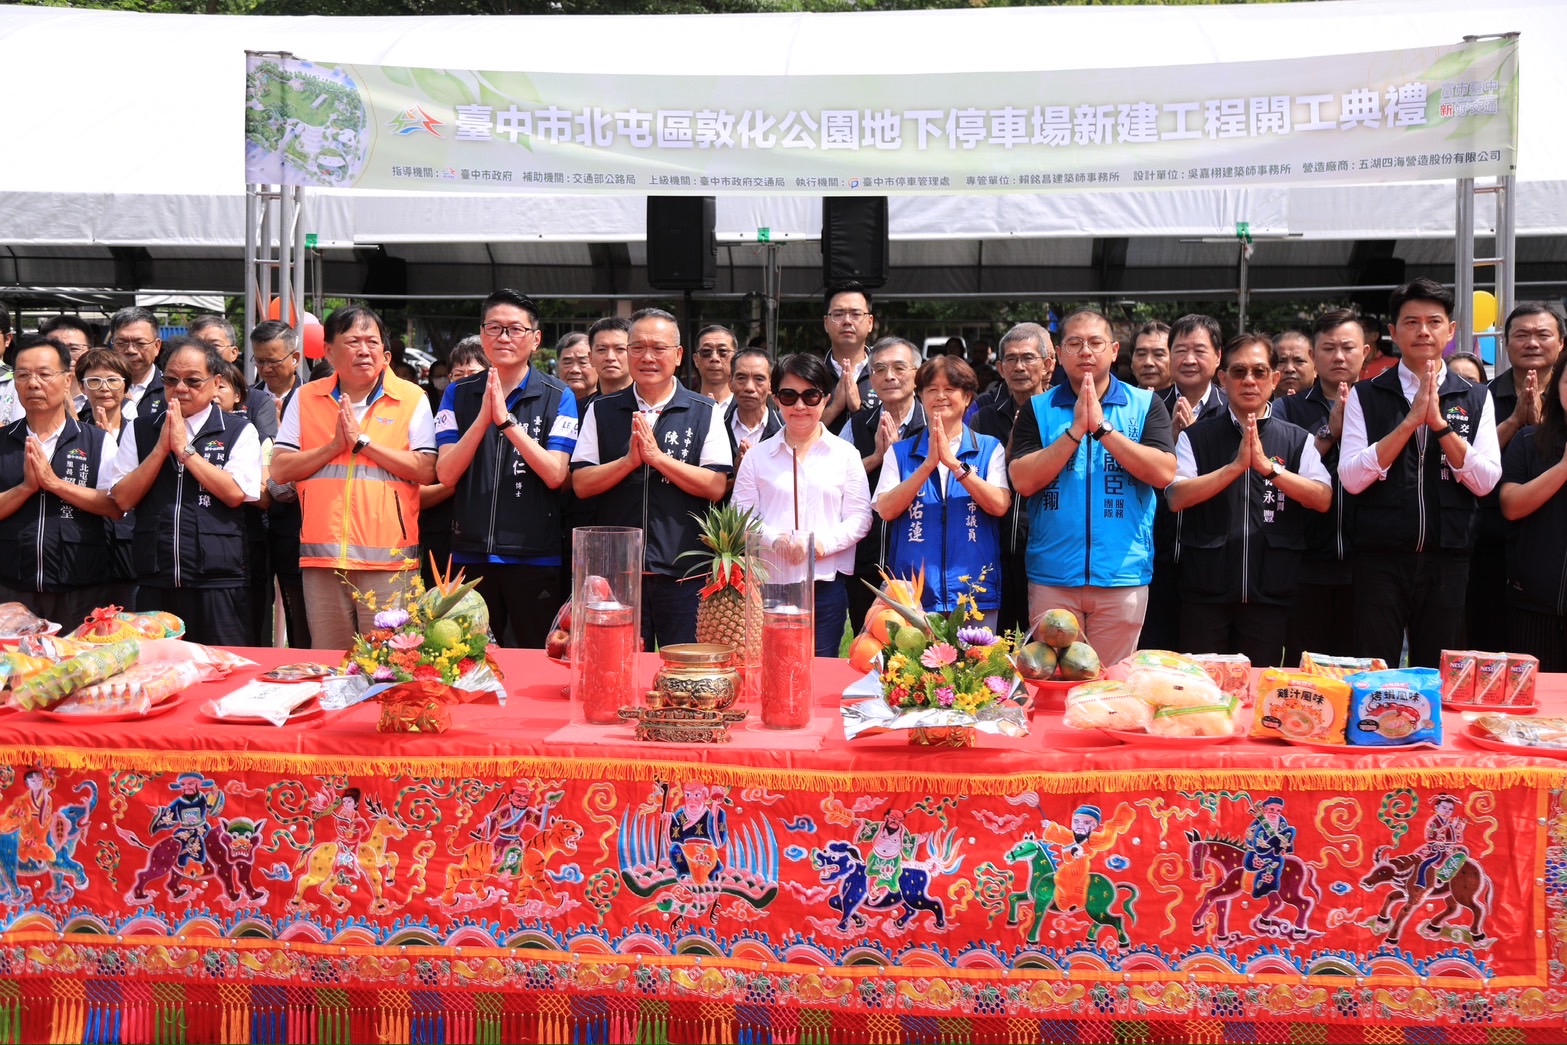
[887, 427, 1002, 613]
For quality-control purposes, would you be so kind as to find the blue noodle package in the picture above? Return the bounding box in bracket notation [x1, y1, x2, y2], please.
[1345, 667, 1443, 746]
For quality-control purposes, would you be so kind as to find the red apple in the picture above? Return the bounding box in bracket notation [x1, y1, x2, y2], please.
[546, 630, 571, 660]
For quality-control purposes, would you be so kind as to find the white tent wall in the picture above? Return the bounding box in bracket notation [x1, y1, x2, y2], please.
[0, 0, 1563, 302]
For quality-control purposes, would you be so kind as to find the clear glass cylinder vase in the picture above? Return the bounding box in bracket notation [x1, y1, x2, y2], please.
[570, 526, 643, 724]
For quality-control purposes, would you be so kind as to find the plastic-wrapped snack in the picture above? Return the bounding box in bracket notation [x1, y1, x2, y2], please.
[1188, 653, 1253, 705]
[1346, 668, 1442, 746]
[2, 651, 53, 690]
[1127, 667, 1227, 710]
[1440, 650, 1476, 703]
[1506, 654, 1538, 707]
[1108, 649, 1208, 682]
[1149, 696, 1239, 737]
[53, 662, 202, 716]
[1062, 679, 1151, 732]
[1471, 714, 1567, 750]
[206, 679, 322, 726]
[1253, 669, 1351, 745]
[9, 641, 140, 711]
[1299, 652, 1389, 679]
[0, 602, 51, 637]
[1471, 652, 1508, 705]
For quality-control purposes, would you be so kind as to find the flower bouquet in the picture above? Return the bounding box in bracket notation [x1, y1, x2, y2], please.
[841, 567, 1029, 745]
[343, 557, 504, 731]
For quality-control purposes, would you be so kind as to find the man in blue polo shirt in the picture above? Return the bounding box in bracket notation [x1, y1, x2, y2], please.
[1007, 308, 1177, 664]
[435, 289, 578, 648]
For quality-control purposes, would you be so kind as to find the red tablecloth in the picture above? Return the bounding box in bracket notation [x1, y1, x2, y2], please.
[0, 648, 1561, 1044]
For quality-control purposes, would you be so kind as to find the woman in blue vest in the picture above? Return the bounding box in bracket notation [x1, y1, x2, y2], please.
[731, 353, 872, 655]
[875, 356, 1011, 628]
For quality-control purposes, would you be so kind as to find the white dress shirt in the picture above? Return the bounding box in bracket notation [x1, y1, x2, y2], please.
[573, 384, 731, 470]
[731, 425, 872, 583]
[109, 403, 263, 502]
[873, 432, 1010, 501]
[1172, 405, 1333, 486]
[1338, 361, 1501, 496]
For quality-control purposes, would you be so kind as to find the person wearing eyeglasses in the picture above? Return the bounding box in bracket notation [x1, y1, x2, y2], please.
[876, 356, 1011, 629]
[1164, 334, 1332, 665]
[572, 308, 732, 649]
[1008, 308, 1177, 665]
[107, 306, 168, 424]
[249, 320, 304, 409]
[1143, 313, 1230, 653]
[107, 338, 263, 646]
[271, 306, 438, 653]
[434, 289, 578, 648]
[37, 315, 96, 417]
[731, 353, 871, 655]
[73, 347, 137, 610]
[191, 315, 278, 444]
[0, 335, 123, 631]
[971, 323, 1056, 636]
[692, 326, 738, 408]
[840, 337, 927, 634]
[820, 281, 880, 434]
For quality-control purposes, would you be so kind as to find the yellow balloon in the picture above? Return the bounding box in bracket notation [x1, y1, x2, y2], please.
[1473, 290, 1499, 332]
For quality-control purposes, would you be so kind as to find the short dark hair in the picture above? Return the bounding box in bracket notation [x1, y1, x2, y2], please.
[1220, 332, 1277, 370]
[916, 354, 980, 398]
[732, 346, 771, 375]
[772, 352, 834, 394]
[249, 319, 298, 352]
[188, 314, 237, 345]
[214, 359, 247, 395]
[449, 337, 490, 372]
[75, 347, 130, 385]
[1170, 314, 1224, 352]
[12, 333, 71, 372]
[322, 305, 388, 347]
[1274, 330, 1311, 350]
[1504, 302, 1566, 343]
[587, 316, 630, 347]
[1060, 308, 1113, 338]
[108, 306, 159, 338]
[1135, 320, 1171, 341]
[1447, 350, 1488, 383]
[480, 288, 539, 328]
[161, 335, 222, 376]
[0, 303, 9, 335]
[38, 314, 96, 345]
[825, 280, 872, 314]
[1388, 278, 1455, 322]
[1312, 308, 1367, 342]
[695, 325, 738, 352]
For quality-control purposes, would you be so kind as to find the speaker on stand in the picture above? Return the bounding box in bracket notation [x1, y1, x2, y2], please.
[821, 196, 889, 288]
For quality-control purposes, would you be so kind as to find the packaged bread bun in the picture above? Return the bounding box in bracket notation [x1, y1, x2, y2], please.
[1062, 679, 1151, 732]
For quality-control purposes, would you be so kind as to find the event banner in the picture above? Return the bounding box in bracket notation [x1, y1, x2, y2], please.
[244, 38, 1518, 197]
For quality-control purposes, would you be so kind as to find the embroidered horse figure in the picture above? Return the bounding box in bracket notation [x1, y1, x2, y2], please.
[1005, 834, 1138, 946]
[1360, 844, 1492, 945]
[811, 834, 958, 932]
[1186, 829, 1321, 944]
[290, 797, 408, 914]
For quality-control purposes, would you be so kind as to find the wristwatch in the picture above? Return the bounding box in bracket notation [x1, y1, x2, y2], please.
[1269, 460, 1286, 479]
[497, 416, 518, 432]
[177, 444, 195, 463]
[957, 461, 974, 482]
[1089, 419, 1114, 442]
[352, 433, 371, 456]
[1314, 423, 1335, 442]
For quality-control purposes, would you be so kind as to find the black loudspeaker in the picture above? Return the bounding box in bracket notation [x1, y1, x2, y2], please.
[822, 196, 889, 289]
[1353, 256, 1406, 317]
[646, 197, 717, 290]
[361, 247, 408, 298]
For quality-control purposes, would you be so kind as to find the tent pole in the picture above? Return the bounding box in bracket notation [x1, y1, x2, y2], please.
[1455, 177, 1475, 365]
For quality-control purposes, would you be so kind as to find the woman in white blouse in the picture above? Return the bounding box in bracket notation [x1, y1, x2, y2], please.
[732, 353, 873, 655]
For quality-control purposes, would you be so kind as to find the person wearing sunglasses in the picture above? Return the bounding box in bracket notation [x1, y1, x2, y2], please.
[572, 308, 731, 649]
[1165, 334, 1332, 666]
[108, 337, 264, 646]
[732, 353, 872, 655]
[0, 335, 123, 632]
[875, 355, 1011, 628]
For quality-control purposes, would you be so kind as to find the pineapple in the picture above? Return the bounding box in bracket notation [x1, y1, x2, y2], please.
[681, 504, 763, 654]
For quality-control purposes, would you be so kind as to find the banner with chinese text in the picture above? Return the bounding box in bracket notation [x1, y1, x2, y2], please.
[244, 38, 1517, 196]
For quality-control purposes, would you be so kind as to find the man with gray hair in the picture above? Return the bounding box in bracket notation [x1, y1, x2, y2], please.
[972, 322, 1056, 635]
[108, 306, 167, 422]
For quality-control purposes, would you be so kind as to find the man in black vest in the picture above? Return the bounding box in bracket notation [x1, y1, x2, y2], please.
[1142, 314, 1229, 651]
[841, 337, 925, 634]
[108, 306, 167, 423]
[1275, 308, 1372, 664]
[108, 339, 263, 646]
[571, 308, 731, 649]
[972, 322, 1055, 637]
[1340, 279, 1501, 667]
[1167, 334, 1332, 665]
[821, 281, 880, 435]
[0, 335, 122, 630]
[436, 289, 578, 648]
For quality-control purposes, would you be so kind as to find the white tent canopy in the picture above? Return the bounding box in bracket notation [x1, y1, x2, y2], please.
[1, 0, 1563, 302]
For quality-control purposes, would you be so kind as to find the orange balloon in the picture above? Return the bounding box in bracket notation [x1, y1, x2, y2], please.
[266, 296, 299, 325]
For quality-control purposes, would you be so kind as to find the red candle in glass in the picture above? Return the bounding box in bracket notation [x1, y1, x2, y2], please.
[760, 607, 813, 729]
[577, 602, 637, 724]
